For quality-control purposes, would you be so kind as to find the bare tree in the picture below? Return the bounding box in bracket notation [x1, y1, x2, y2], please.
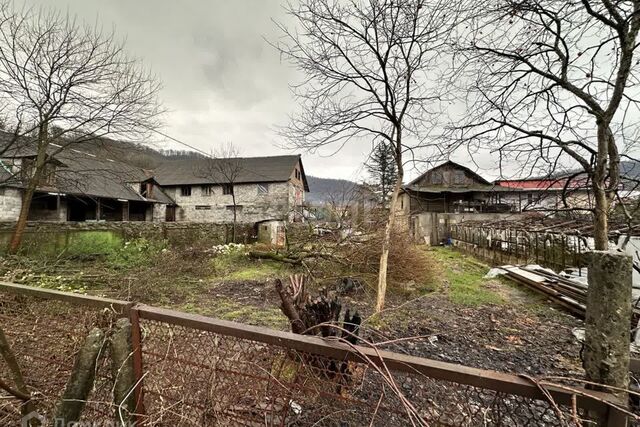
[198, 143, 243, 243]
[274, 0, 451, 312]
[447, 0, 640, 408]
[0, 3, 162, 253]
[450, 0, 640, 251]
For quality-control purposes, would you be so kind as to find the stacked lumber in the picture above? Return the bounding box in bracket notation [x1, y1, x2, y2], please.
[502, 265, 640, 323]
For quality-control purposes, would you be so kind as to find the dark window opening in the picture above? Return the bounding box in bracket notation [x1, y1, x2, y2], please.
[226, 205, 242, 211]
[195, 205, 211, 210]
[222, 184, 234, 195]
[180, 186, 191, 197]
[202, 185, 213, 196]
[257, 183, 269, 194]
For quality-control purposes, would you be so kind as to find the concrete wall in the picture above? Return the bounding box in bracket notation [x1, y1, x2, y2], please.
[163, 181, 300, 223]
[410, 212, 524, 245]
[0, 187, 22, 221]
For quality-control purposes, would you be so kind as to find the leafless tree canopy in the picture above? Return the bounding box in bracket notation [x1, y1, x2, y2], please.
[0, 2, 162, 253]
[0, 2, 162, 152]
[274, 0, 451, 155]
[448, 0, 640, 248]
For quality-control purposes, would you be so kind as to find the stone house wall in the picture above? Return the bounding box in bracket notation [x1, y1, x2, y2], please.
[162, 181, 302, 223]
[0, 187, 22, 221]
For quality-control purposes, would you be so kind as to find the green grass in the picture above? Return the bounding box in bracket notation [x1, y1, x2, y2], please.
[211, 251, 295, 281]
[66, 231, 123, 256]
[182, 297, 289, 330]
[429, 247, 504, 306]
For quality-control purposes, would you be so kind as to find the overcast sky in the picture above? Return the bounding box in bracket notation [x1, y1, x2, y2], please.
[14, 0, 395, 181]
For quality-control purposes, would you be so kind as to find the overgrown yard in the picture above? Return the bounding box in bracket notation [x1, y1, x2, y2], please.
[0, 238, 583, 377]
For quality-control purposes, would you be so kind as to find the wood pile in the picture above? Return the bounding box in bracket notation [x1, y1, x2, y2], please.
[503, 265, 640, 324]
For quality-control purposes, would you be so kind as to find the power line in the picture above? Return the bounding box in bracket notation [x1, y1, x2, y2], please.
[147, 127, 213, 158]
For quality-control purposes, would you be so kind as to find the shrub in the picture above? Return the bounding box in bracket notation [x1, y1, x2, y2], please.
[64, 231, 123, 258]
[106, 238, 166, 269]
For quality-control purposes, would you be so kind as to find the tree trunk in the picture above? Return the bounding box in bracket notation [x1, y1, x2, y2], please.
[8, 124, 49, 254]
[593, 122, 612, 251]
[375, 128, 404, 313]
[584, 251, 632, 425]
[8, 179, 37, 254]
[593, 186, 609, 251]
[231, 192, 237, 243]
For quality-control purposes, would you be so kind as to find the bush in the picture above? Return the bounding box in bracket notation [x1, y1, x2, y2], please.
[63, 231, 123, 258]
[106, 238, 166, 269]
[341, 226, 435, 293]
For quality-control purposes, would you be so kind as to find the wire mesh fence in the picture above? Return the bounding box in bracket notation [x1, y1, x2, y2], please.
[0, 282, 627, 426]
[451, 223, 590, 273]
[0, 283, 129, 425]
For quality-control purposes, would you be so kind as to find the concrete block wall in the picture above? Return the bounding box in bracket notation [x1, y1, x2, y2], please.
[0, 188, 22, 221]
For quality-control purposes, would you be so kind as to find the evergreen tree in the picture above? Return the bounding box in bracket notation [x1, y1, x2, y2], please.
[366, 142, 397, 205]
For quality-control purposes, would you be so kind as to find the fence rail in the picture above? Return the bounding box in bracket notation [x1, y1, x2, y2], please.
[0, 281, 631, 426]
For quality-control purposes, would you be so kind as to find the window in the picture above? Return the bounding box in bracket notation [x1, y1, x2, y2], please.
[180, 186, 191, 197]
[0, 187, 4, 196]
[195, 205, 211, 210]
[222, 184, 234, 195]
[257, 183, 269, 194]
[202, 185, 213, 196]
[453, 170, 464, 185]
[139, 182, 152, 198]
[527, 193, 534, 204]
[226, 205, 243, 211]
[294, 169, 300, 180]
[431, 171, 443, 184]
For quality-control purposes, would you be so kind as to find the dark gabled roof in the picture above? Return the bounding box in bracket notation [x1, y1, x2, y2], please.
[1, 141, 174, 204]
[406, 160, 492, 187]
[153, 155, 310, 191]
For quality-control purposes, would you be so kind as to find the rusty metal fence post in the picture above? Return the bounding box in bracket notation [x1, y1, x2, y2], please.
[129, 305, 147, 425]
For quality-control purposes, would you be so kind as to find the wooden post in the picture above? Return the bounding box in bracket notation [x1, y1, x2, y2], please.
[129, 307, 146, 425]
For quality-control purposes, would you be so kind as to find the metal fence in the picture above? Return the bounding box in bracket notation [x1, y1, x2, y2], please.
[0, 281, 630, 426]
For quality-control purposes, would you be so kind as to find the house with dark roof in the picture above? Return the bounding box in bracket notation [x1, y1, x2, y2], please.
[152, 155, 309, 223]
[397, 161, 526, 244]
[399, 161, 518, 215]
[0, 145, 173, 222]
[0, 127, 309, 225]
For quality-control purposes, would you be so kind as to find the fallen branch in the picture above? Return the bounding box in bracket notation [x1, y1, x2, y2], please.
[250, 250, 345, 265]
[0, 326, 37, 422]
[0, 377, 30, 401]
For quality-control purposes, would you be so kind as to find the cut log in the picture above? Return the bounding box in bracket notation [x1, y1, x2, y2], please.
[55, 328, 105, 424]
